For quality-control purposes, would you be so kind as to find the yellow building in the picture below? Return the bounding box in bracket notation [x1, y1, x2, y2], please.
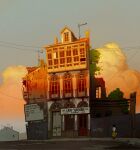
[45, 26, 89, 72]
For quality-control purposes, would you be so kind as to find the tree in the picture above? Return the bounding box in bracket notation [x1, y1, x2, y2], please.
[108, 88, 123, 100]
[89, 49, 100, 76]
[108, 88, 129, 114]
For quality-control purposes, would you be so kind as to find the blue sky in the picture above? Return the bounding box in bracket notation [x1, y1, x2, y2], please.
[0, 0, 140, 70]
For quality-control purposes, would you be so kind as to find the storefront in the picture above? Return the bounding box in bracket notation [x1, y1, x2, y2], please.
[49, 100, 90, 138]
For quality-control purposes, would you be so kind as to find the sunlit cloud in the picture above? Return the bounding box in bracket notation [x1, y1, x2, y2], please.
[96, 43, 140, 112]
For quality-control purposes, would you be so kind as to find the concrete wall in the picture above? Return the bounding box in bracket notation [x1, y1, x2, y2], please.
[91, 113, 140, 138]
[27, 121, 48, 140]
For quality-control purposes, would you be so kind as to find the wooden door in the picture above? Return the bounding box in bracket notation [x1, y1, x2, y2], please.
[78, 114, 88, 136]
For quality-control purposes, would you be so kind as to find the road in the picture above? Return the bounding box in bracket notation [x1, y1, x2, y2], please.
[0, 139, 139, 150]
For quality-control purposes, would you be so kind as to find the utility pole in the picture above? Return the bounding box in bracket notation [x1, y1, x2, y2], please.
[78, 22, 87, 39]
[130, 92, 136, 137]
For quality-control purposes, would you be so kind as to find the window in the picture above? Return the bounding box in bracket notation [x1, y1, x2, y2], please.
[63, 73, 72, 93]
[80, 48, 86, 62]
[64, 80, 71, 93]
[96, 87, 101, 98]
[54, 59, 58, 65]
[60, 51, 64, 57]
[73, 49, 78, 56]
[64, 32, 69, 42]
[67, 46, 71, 50]
[80, 48, 85, 55]
[48, 53, 53, 67]
[60, 58, 65, 64]
[66, 50, 71, 56]
[50, 75, 60, 95]
[48, 53, 52, 59]
[48, 60, 52, 66]
[79, 79, 85, 92]
[77, 73, 86, 92]
[53, 52, 58, 59]
[67, 57, 72, 63]
[74, 56, 79, 62]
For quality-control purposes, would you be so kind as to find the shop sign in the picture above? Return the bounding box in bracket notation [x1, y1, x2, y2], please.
[61, 107, 90, 115]
[24, 103, 44, 121]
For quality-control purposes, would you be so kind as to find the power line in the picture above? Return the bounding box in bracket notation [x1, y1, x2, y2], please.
[0, 40, 46, 53]
[0, 40, 40, 49]
[0, 44, 38, 52]
[0, 90, 24, 101]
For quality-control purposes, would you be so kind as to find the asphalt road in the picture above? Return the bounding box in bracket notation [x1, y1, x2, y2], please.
[0, 140, 139, 150]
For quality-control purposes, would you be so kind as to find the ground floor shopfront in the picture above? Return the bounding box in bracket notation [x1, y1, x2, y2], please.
[47, 99, 90, 138]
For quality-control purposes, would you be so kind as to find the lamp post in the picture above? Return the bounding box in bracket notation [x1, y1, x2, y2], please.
[78, 22, 87, 39]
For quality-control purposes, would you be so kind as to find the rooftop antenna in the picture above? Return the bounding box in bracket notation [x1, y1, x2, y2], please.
[38, 49, 43, 66]
[78, 22, 87, 39]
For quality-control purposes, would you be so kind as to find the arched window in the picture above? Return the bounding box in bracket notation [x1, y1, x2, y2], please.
[50, 74, 60, 97]
[77, 101, 88, 107]
[63, 73, 72, 94]
[64, 101, 75, 108]
[50, 102, 62, 111]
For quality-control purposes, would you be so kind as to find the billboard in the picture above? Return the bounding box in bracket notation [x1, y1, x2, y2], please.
[24, 103, 44, 122]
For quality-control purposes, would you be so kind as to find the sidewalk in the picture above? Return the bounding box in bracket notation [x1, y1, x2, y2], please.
[116, 138, 140, 146]
[29, 137, 140, 146]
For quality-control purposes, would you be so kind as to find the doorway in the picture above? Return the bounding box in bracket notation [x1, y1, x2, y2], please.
[78, 114, 88, 136]
[52, 111, 61, 136]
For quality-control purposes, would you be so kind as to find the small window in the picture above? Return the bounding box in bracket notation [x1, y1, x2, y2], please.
[60, 51, 64, 57]
[64, 32, 69, 42]
[74, 56, 79, 62]
[48, 60, 52, 66]
[66, 50, 71, 56]
[60, 58, 65, 64]
[73, 49, 78, 56]
[80, 58, 86, 62]
[67, 57, 72, 63]
[54, 59, 58, 65]
[48, 53, 52, 59]
[96, 87, 101, 98]
[53, 52, 58, 59]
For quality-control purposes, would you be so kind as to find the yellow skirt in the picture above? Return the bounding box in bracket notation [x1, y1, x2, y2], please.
[112, 131, 117, 138]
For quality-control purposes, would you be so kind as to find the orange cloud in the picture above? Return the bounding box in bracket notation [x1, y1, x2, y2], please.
[0, 66, 27, 131]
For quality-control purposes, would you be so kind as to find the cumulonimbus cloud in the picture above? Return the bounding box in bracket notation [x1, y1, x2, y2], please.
[96, 43, 140, 112]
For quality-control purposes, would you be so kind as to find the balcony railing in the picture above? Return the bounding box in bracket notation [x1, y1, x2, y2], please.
[63, 90, 73, 98]
[49, 91, 60, 100]
[23, 91, 29, 101]
[23, 89, 88, 101]
[75, 89, 88, 97]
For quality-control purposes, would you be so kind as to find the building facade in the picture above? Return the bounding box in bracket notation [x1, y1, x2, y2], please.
[23, 27, 91, 139]
[22, 26, 133, 139]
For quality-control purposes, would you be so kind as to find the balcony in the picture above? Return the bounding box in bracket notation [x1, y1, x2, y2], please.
[49, 91, 60, 100]
[63, 90, 73, 98]
[23, 91, 29, 101]
[75, 89, 88, 97]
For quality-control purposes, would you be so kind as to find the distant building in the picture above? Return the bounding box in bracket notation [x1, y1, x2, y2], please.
[0, 126, 19, 141]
